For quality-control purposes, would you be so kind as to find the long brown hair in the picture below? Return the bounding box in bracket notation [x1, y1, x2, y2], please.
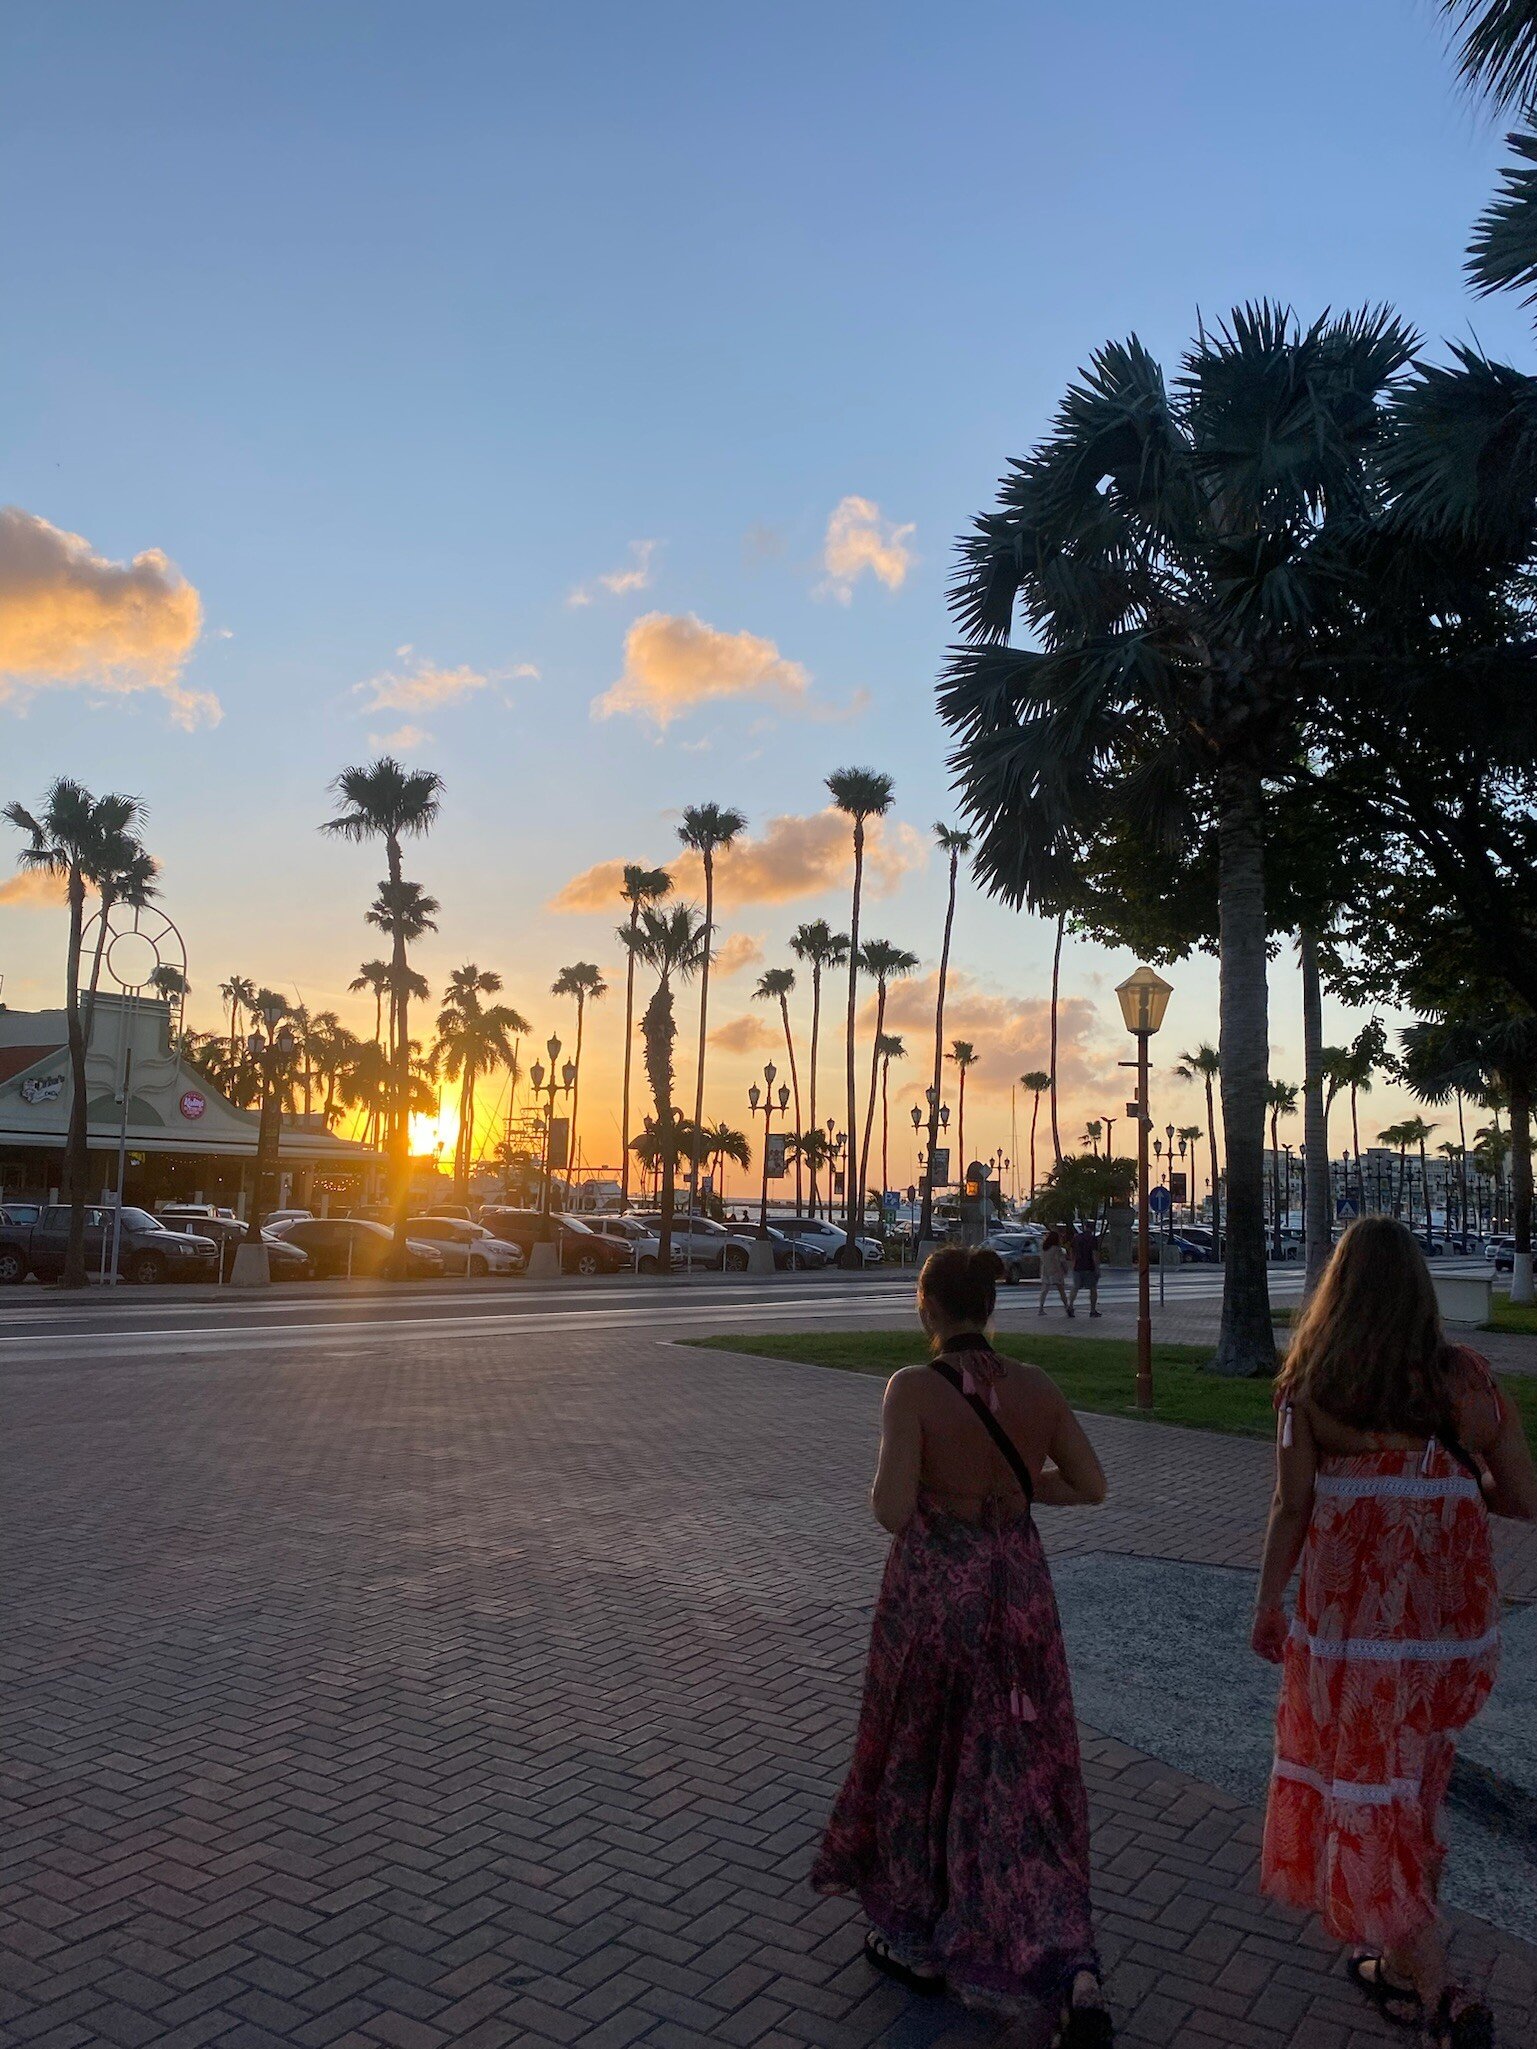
[1277, 1217, 1461, 1441]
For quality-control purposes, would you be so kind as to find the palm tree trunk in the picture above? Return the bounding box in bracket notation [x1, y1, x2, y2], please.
[1028, 1088, 1041, 1201]
[1211, 767, 1274, 1378]
[845, 823, 864, 1241]
[858, 985, 886, 1213]
[690, 857, 714, 1221]
[920, 848, 959, 1246]
[1457, 1092, 1469, 1244]
[881, 1052, 891, 1203]
[61, 868, 90, 1289]
[1420, 1137, 1434, 1254]
[808, 965, 821, 1218]
[1350, 1086, 1363, 1210]
[1049, 909, 1065, 1165]
[385, 834, 411, 1273]
[1510, 1080, 1534, 1306]
[1299, 930, 1331, 1294]
[778, 993, 803, 1213]
[956, 1068, 966, 1185]
[620, 907, 639, 1209]
[1205, 1073, 1221, 1255]
[570, 994, 586, 1209]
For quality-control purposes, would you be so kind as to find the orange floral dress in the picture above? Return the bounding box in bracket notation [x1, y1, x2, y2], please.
[1260, 1397, 1501, 1949]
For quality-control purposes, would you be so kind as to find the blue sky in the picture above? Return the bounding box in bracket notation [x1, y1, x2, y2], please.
[1, 1, 1526, 1170]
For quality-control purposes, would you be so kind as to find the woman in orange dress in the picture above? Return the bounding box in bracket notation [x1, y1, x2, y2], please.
[1252, 1219, 1536, 2047]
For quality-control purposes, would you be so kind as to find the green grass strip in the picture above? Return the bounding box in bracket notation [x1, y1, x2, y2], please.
[682, 1329, 1537, 1455]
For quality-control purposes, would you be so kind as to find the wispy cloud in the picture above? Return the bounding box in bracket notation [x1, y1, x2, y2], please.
[0, 867, 67, 908]
[818, 495, 915, 603]
[368, 723, 433, 753]
[713, 932, 764, 979]
[0, 505, 213, 728]
[353, 649, 491, 714]
[593, 612, 810, 728]
[710, 1014, 779, 1055]
[568, 539, 660, 608]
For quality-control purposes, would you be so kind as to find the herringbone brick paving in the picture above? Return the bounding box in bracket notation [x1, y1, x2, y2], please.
[2, 1326, 1532, 2048]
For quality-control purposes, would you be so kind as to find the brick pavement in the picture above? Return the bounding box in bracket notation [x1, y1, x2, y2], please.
[2, 1326, 1533, 2049]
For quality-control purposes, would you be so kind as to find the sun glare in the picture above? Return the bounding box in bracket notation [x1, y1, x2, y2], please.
[411, 1099, 462, 1159]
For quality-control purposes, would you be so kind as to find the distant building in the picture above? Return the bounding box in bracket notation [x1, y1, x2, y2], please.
[0, 993, 380, 1213]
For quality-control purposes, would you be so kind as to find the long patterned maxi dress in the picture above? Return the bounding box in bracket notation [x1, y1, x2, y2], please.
[1261, 1430, 1501, 1949]
[812, 1375, 1097, 2012]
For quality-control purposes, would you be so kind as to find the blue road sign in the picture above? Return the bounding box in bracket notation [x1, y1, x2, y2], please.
[1148, 1186, 1172, 1216]
[1336, 1196, 1359, 1219]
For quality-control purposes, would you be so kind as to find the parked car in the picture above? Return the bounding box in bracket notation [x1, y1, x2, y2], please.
[1170, 1233, 1217, 1263]
[410, 1216, 524, 1276]
[772, 1216, 882, 1266]
[265, 1216, 446, 1280]
[476, 1208, 629, 1275]
[160, 1212, 311, 1281]
[0, 1204, 219, 1286]
[634, 1213, 827, 1271]
[262, 1208, 314, 1230]
[987, 1228, 1043, 1285]
[0, 1201, 43, 1227]
[157, 1202, 238, 1223]
[583, 1215, 683, 1273]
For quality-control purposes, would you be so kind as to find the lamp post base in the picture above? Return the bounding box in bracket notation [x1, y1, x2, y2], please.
[230, 1243, 271, 1287]
[744, 1239, 776, 1275]
[526, 1241, 561, 1279]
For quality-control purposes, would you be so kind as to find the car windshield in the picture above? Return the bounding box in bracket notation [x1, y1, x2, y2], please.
[119, 1209, 162, 1232]
[558, 1216, 596, 1236]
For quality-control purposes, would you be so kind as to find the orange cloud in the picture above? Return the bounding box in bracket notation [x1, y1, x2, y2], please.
[593, 612, 809, 726]
[0, 867, 67, 908]
[819, 495, 915, 602]
[353, 651, 489, 713]
[547, 809, 924, 916]
[0, 505, 211, 728]
[710, 1014, 779, 1055]
[568, 539, 659, 607]
[713, 932, 764, 979]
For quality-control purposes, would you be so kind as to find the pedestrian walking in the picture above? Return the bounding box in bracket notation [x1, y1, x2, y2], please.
[1038, 1227, 1072, 1316]
[1252, 1219, 1536, 2047]
[814, 1246, 1113, 2041]
[1067, 1221, 1101, 1317]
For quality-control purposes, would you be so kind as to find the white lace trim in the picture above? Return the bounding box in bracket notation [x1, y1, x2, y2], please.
[1289, 1620, 1500, 1662]
[1315, 1473, 1480, 1502]
[1271, 1758, 1422, 1806]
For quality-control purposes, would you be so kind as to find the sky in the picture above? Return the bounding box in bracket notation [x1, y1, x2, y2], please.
[1, 0, 1528, 1191]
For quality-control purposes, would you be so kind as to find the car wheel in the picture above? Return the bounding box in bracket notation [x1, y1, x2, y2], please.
[1003, 1262, 1021, 1286]
[575, 1251, 601, 1276]
[835, 1243, 863, 1270]
[724, 1245, 750, 1272]
[470, 1255, 487, 1276]
[128, 1252, 165, 1285]
[0, 1248, 27, 1284]
[638, 1255, 659, 1275]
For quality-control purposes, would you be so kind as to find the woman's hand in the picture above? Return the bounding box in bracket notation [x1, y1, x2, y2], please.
[1250, 1604, 1288, 1663]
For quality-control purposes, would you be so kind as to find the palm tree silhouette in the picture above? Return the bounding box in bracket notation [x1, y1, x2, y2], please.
[920, 823, 971, 1246]
[621, 902, 709, 1267]
[1019, 1070, 1052, 1201]
[1175, 1043, 1223, 1253]
[947, 1039, 978, 1181]
[754, 966, 804, 1213]
[857, 943, 918, 1224]
[827, 768, 894, 1248]
[1269, 1081, 1299, 1256]
[552, 962, 607, 1200]
[789, 920, 848, 1218]
[877, 1033, 907, 1206]
[616, 864, 673, 1209]
[437, 967, 528, 1197]
[678, 804, 747, 1220]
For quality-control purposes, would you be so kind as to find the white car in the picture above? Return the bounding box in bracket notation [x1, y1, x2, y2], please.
[771, 1216, 884, 1266]
[263, 1208, 314, 1230]
[411, 1216, 525, 1276]
[585, 1215, 682, 1273]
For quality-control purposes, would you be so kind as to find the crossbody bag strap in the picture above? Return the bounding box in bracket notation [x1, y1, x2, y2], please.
[929, 1358, 1034, 1505]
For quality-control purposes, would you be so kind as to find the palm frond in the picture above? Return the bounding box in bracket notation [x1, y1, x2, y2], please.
[1444, 1, 1537, 110]
[1386, 343, 1537, 540]
[1469, 118, 1537, 296]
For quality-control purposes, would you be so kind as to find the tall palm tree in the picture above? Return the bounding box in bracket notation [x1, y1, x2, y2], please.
[789, 920, 849, 1218]
[437, 967, 529, 1196]
[1268, 1082, 1299, 1256]
[82, 840, 159, 1043]
[1175, 1044, 1223, 1252]
[827, 769, 894, 1247]
[677, 805, 746, 1220]
[876, 1033, 907, 1205]
[942, 306, 1419, 1374]
[322, 756, 444, 1261]
[617, 864, 673, 1210]
[349, 960, 392, 1048]
[4, 781, 147, 1287]
[753, 967, 804, 1213]
[1048, 910, 1067, 1165]
[621, 903, 708, 1266]
[1377, 1120, 1416, 1230]
[365, 878, 439, 1193]
[856, 943, 919, 1225]
[1018, 1070, 1052, 1201]
[1176, 1125, 1204, 1226]
[919, 824, 972, 1245]
[946, 1039, 978, 1180]
[1081, 1120, 1103, 1156]
[1335, 1020, 1385, 1210]
[221, 974, 258, 1082]
[701, 1120, 752, 1205]
[551, 962, 607, 1199]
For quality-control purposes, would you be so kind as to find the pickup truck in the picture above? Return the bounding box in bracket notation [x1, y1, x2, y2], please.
[0, 1204, 220, 1285]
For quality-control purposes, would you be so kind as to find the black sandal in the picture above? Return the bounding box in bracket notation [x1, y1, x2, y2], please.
[1425, 1986, 1494, 2047]
[1055, 1980, 1115, 2046]
[1346, 1954, 1423, 2028]
[862, 1932, 944, 1996]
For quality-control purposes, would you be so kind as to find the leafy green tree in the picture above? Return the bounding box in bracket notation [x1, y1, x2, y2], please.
[616, 864, 673, 1209]
[789, 920, 848, 1217]
[827, 768, 894, 1243]
[920, 824, 972, 1245]
[753, 967, 803, 1213]
[1029, 1152, 1135, 1230]
[940, 305, 1417, 1373]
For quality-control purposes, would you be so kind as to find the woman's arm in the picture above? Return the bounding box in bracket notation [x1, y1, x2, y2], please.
[1251, 1399, 1319, 1660]
[1482, 1383, 1537, 1521]
[1035, 1397, 1108, 1507]
[870, 1372, 923, 1533]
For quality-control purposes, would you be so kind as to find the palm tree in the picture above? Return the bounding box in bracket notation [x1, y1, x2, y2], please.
[753, 967, 804, 1213]
[4, 781, 147, 1287]
[946, 1039, 978, 1179]
[365, 878, 439, 1188]
[1019, 1070, 1052, 1201]
[677, 804, 747, 1220]
[551, 962, 607, 1199]
[1377, 1120, 1416, 1231]
[920, 824, 972, 1246]
[305, 1013, 360, 1129]
[148, 964, 188, 1032]
[437, 967, 528, 1196]
[1268, 1082, 1299, 1256]
[1175, 1044, 1223, 1254]
[1081, 1119, 1103, 1157]
[701, 1120, 752, 1205]
[322, 756, 444, 1260]
[617, 864, 673, 1210]
[1336, 1021, 1385, 1211]
[621, 903, 709, 1266]
[349, 960, 392, 1048]
[827, 768, 894, 1246]
[221, 974, 258, 1083]
[942, 306, 1418, 1374]
[789, 920, 849, 1218]
[876, 1033, 907, 1205]
[855, 943, 918, 1224]
[82, 839, 159, 1043]
[1176, 1124, 1204, 1226]
[1048, 910, 1067, 1164]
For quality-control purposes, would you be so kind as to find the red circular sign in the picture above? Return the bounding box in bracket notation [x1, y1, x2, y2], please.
[179, 1089, 207, 1121]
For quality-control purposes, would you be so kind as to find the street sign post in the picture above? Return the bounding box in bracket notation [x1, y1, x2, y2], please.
[1148, 1186, 1172, 1217]
[1336, 1196, 1359, 1220]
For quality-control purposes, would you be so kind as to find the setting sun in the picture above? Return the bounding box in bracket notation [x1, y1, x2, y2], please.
[410, 1097, 461, 1161]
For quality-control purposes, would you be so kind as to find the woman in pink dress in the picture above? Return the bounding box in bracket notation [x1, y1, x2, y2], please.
[814, 1246, 1113, 2044]
[1253, 1219, 1536, 2046]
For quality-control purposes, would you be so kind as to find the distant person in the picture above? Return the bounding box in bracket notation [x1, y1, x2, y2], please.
[814, 1247, 1113, 2041]
[1038, 1227, 1072, 1317]
[1068, 1222, 1101, 1318]
[1253, 1219, 1536, 2046]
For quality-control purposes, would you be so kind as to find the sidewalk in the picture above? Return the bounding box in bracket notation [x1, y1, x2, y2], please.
[1, 1321, 1531, 2049]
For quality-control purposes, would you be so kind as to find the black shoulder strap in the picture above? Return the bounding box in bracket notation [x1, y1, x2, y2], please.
[929, 1358, 1034, 1504]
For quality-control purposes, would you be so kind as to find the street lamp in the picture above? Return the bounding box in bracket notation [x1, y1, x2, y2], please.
[1116, 966, 1173, 1412]
[529, 1036, 575, 1238]
[749, 1065, 790, 1239]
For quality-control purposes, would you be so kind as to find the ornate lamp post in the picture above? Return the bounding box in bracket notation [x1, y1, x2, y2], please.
[1116, 966, 1173, 1413]
[748, 1063, 791, 1242]
[233, 999, 296, 1285]
[527, 1034, 574, 1276]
